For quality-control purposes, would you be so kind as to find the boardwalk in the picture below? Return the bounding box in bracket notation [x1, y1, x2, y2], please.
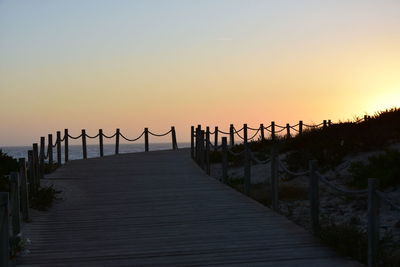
[18, 149, 360, 266]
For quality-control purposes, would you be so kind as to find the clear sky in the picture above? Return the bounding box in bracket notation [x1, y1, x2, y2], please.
[1, 0, 399, 146]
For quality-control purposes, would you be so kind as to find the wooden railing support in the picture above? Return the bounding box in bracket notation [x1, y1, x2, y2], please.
[368, 178, 379, 267]
[190, 126, 195, 158]
[33, 143, 40, 190]
[171, 126, 178, 150]
[222, 137, 228, 183]
[0, 192, 10, 267]
[115, 128, 120, 155]
[199, 130, 205, 169]
[309, 160, 319, 234]
[205, 127, 210, 175]
[64, 129, 69, 162]
[144, 128, 149, 152]
[229, 124, 235, 146]
[260, 124, 264, 140]
[19, 158, 30, 222]
[39, 137, 45, 179]
[214, 126, 218, 150]
[10, 172, 21, 242]
[323, 120, 327, 129]
[286, 123, 290, 139]
[48, 134, 53, 166]
[299, 121, 303, 135]
[82, 129, 87, 159]
[56, 131, 62, 167]
[27, 150, 35, 196]
[271, 121, 275, 140]
[99, 129, 104, 157]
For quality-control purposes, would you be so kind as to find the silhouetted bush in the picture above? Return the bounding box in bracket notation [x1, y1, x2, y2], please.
[0, 150, 19, 192]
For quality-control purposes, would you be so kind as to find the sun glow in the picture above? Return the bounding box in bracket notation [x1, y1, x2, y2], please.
[366, 89, 400, 115]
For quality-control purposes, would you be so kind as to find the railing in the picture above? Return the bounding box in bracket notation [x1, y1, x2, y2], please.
[192, 116, 389, 267]
[0, 126, 178, 266]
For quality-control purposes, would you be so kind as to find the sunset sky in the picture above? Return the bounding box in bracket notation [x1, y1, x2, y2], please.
[1, 0, 399, 146]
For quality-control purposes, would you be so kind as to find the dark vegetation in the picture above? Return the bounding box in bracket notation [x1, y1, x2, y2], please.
[30, 185, 61, 211]
[0, 150, 19, 192]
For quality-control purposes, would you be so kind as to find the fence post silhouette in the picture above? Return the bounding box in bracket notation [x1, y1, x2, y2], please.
[99, 129, 104, 157]
[214, 126, 218, 150]
[48, 134, 53, 166]
[10, 172, 21, 242]
[19, 158, 30, 222]
[144, 128, 149, 152]
[191, 126, 195, 158]
[229, 124, 235, 146]
[27, 150, 35, 196]
[299, 121, 303, 135]
[0, 192, 9, 267]
[270, 146, 278, 211]
[33, 143, 39, 191]
[205, 127, 210, 175]
[199, 130, 205, 169]
[328, 120, 332, 127]
[195, 127, 199, 163]
[244, 124, 251, 196]
[309, 160, 319, 234]
[286, 123, 290, 139]
[171, 126, 178, 150]
[271, 121, 275, 140]
[64, 129, 69, 162]
[82, 129, 87, 159]
[222, 137, 228, 184]
[323, 120, 327, 129]
[39, 137, 45, 179]
[56, 131, 62, 167]
[364, 115, 368, 122]
[368, 178, 379, 267]
[260, 124, 264, 140]
[115, 128, 120, 155]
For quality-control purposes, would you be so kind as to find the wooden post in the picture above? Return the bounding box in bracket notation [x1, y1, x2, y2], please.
[271, 121, 275, 140]
[299, 121, 303, 135]
[19, 158, 30, 222]
[56, 131, 62, 167]
[199, 130, 205, 169]
[64, 129, 69, 162]
[171, 126, 178, 150]
[0, 192, 10, 267]
[27, 150, 35, 196]
[205, 127, 210, 175]
[260, 124, 264, 140]
[286, 123, 290, 139]
[270, 145, 279, 211]
[115, 128, 120, 155]
[48, 134, 53, 166]
[243, 124, 248, 144]
[368, 178, 379, 267]
[144, 128, 149, 152]
[229, 124, 235, 146]
[244, 142, 251, 196]
[191, 126, 195, 159]
[222, 137, 228, 183]
[364, 115, 368, 122]
[195, 128, 199, 163]
[328, 120, 332, 127]
[214, 126, 218, 150]
[309, 160, 319, 234]
[99, 129, 104, 157]
[10, 172, 21, 241]
[33, 143, 40, 190]
[39, 137, 45, 179]
[82, 129, 87, 159]
[323, 120, 327, 129]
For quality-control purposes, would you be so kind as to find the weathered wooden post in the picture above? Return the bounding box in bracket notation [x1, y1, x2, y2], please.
[56, 131, 62, 167]
[286, 123, 291, 139]
[309, 160, 319, 234]
[222, 137, 228, 183]
[260, 124, 264, 140]
[19, 158, 30, 222]
[270, 145, 279, 211]
[191, 126, 195, 159]
[199, 130, 205, 169]
[0, 192, 10, 267]
[195, 127, 199, 163]
[171, 126, 178, 150]
[33, 143, 40, 190]
[115, 128, 120, 155]
[368, 178, 379, 267]
[229, 124, 235, 146]
[364, 115, 368, 122]
[323, 120, 327, 129]
[244, 124, 251, 196]
[27, 150, 35, 196]
[328, 120, 332, 127]
[48, 134, 53, 166]
[99, 129, 104, 157]
[64, 129, 69, 162]
[271, 121, 275, 140]
[82, 129, 87, 159]
[144, 128, 149, 152]
[214, 126, 219, 150]
[299, 120, 303, 135]
[10, 172, 21, 242]
[205, 127, 211, 175]
[39, 137, 45, 179]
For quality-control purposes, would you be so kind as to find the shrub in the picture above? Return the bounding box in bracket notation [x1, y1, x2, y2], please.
[30, 185, 61, 211]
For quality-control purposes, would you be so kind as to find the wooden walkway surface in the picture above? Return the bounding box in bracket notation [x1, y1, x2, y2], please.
[18, 149, 361, 266]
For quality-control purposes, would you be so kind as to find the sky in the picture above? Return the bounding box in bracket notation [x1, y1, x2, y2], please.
[1, 0, 400, 146]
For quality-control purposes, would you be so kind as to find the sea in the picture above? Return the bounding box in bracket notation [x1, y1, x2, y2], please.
[1, 143, 190, 163]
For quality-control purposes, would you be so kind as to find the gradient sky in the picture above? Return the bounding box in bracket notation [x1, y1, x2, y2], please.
[1, 0, 400, 146]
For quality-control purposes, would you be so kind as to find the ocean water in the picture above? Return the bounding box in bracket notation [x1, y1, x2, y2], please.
[1, 143, 190, 163]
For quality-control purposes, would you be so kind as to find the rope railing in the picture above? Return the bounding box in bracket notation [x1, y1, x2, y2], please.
[315, 171, 368, 196]
[247, 128, 261, 141]
[85, 133, 100, 139]
[67, 133, 83, 140]
[102, 132, 117, 139]
[217, 129, 230, 135]
[148, 129, 172, 137]
[119, 131, 145, 142]
[278, 158, 308, 177]
[250, 152, 270, 164]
